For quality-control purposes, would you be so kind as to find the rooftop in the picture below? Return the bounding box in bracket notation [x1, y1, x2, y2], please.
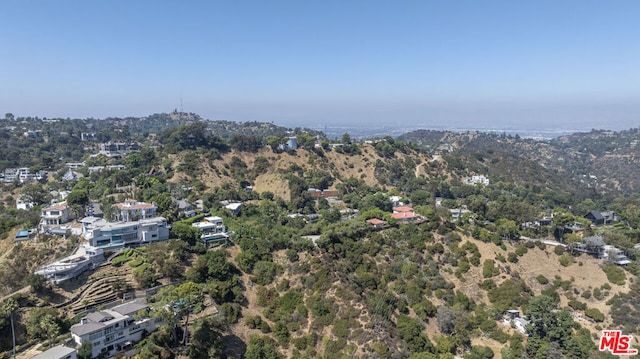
[114, 200, 156, 210]
[31, 345, 76, 359]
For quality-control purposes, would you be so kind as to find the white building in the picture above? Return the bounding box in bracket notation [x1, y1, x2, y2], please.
[82, 217, 169, 249]
[450, 207, 471, 222]
[464, 175, 490, 186]
[35, 245, 104, 285]
[16, 196, 35, 210]
[602, 245, 632, 265]
[31, 345, 77, 359]
[3, 167, 45, 183]
[192, 216, 229, 247]
[70, 300, 160, 358]
[112, 199, 157, 222]
[41, 201, 74, 226]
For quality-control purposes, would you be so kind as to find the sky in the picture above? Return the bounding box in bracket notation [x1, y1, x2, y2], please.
[1, 1, 639, 131]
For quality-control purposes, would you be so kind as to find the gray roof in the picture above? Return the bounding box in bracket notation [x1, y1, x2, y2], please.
[86, 311, 113, 322]
[587, 211, 605, 220]
[112, 300, 147, 316]
[31, 345, 76, 359]
[70, 321, 104, 336]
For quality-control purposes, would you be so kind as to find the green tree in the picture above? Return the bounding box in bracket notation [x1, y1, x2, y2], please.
[170, 222, 200, 246]
[77, 341, 92, 359]
[20, 182, 49, 205]
[66, 189, 90, 219]
[525, 295, 576, 353]
[188, 318, 224, 359]
[411, 190, 432, 206]
[40, 314, 60, 348]
[397, 314, 434, 353]
[245, 335, 283, 359]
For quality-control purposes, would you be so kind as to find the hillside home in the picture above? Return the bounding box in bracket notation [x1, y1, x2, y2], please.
[450, 207, 471, 223]
[307, 188, 339, 199]
[16, 196, 34, 210]
[82, 217, 169, 249]
[584, 210, 620, 226]
[35, 245, 104, 285]
[70, 300, 160, 358]
[391, 206, 424, 223]
[2, 167, 45, 183]
[389, 195, 405, 207]
[366, 218, 387, 229]
[32, 345, 77, 359]
[464, 175, 490, 186]
[571, 236, 605, 256]
[223, 202, 242, 216]
[62, 168, 84, 181]
[602, 245, 632, 265]
[66, 161, 86, 169]
[192, 216, 229, 247]
[87, 165, 126, 174]
[97, 142, 140, 158]
[41, 201, 74, 226]
[112, 199, 157, 222]
[176, 199, 196, 218]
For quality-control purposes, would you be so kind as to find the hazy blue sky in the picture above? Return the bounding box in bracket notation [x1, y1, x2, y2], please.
[1, 1, 638, 130]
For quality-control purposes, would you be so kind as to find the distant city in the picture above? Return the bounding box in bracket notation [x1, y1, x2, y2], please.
[308, 124, 589, 140]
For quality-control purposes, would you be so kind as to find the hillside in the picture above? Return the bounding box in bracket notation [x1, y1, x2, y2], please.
[1, 118, 639, 359]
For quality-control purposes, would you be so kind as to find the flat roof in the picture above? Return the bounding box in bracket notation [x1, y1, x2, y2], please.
[31, 345, 76, 359]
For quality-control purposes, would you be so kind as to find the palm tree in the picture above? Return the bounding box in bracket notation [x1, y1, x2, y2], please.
[40, 314, 60, 348]
[2, 298, 18, 359]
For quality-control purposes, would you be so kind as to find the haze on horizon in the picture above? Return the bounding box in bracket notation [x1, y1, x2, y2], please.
[1, 1, 638, 132]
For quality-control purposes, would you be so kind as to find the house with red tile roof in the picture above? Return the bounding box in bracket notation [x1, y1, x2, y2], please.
[366, 218, 387, 229]
[112, 199, 157, 222]
[41, 201, 74, 226]
[391, 206, 426, 224]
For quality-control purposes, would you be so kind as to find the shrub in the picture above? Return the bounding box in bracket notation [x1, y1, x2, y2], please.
[585, 308, 605, 322]
[602, 265, 626, 285]
[536, 275, 549, 285]
[245, 315, 264, 329]
[593, 288, 604, 300]
[480, 279, 496, 291]
[507, 252, 518, 263]
[483, 260, 499, 278]
[487, 279, 532, 312]
[558, 254, 573, 267]
[111, 255, 131, 266]
[128, 258, 144, 268]
[581, 290, 591, 299]
[554, 246, 565, 255]
[515, 244, 528, 256]
[568, 299, 587, 311]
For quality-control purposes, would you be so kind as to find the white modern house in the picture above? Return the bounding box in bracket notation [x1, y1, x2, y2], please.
[35, 245, 104, 285]
[82, 216, 169, 249]
[192, 216, 229, 247]
[70, 300, 160, 358]
[602, 245, 632, 265]
[2, 167, 45, 183]
[16, 196, 35, 210]
[464, 175, 490, 186]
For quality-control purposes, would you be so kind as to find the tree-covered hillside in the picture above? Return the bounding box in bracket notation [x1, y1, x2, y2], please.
[0, 115, 638, 359]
